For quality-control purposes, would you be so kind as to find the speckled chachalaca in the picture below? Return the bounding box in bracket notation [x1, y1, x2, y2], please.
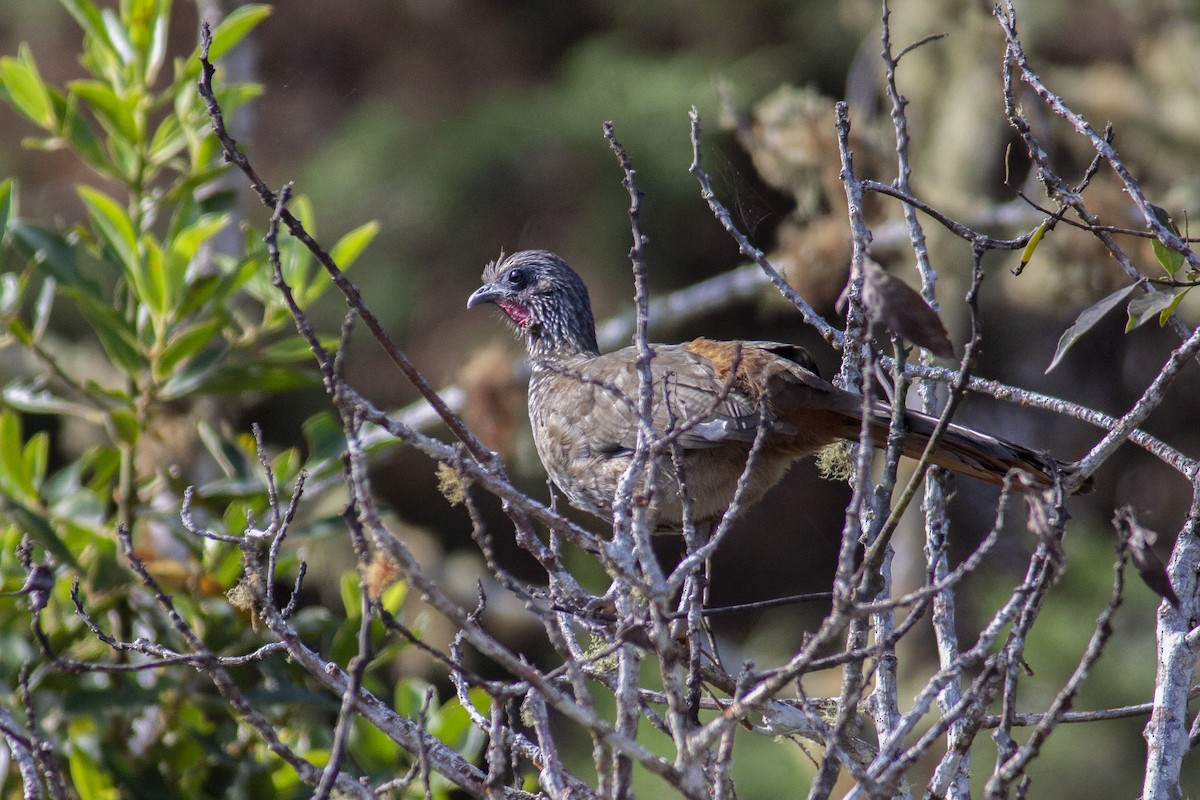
[468, 250, 1072, 528]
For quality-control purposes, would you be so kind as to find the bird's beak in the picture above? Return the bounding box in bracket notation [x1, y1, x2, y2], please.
[467, 283, 503, 309]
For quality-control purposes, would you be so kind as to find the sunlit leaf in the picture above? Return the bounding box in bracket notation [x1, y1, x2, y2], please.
[145, 1, 169, 84]
[99, 8, 136, 65]
[140, 234, 169, 321]
[1017, 220, 1048, 274]
[3, 382, 107, 424]
[23, 432, 48, 492]
[78, 186, 138, 275]
[67, 742, 119, 800]
[329, 220, 379, 268]
[340, 570, 363, 619]
[380, 579, 407, 615]
[0, 409, 37, 501]
[168, 212, 230, 265]
[147, 113, 187, 167]
[300, 220, 378, 305]
[1157, 290, 1189, 326]
[0, 45, 55, 129]
[0, 273, 20, 316]
[69, 79, 139, 142]
[30, 274, 55, 341]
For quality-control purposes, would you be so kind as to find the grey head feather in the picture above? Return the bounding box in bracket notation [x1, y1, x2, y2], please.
[469, 250, 600, 360]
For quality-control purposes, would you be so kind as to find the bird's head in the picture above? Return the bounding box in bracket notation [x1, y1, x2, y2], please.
[467, 250, 600, 358]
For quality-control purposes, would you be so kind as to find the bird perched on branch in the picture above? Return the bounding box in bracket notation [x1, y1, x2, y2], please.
[468, 250, 1074, 529]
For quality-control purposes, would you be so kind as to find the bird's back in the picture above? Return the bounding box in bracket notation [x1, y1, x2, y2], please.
[526, 339, 848, 525]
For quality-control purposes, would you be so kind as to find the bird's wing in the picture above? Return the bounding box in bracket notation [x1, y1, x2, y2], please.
[572, 341, 825, 453]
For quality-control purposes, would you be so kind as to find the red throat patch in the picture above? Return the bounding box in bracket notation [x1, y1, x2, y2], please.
[497, 300, 531, 327]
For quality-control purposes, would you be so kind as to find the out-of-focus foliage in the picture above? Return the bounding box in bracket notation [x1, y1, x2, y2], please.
[0, 2, 480, 797]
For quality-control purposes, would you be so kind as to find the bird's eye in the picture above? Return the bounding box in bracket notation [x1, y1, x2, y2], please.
[506, 268, 526, 287]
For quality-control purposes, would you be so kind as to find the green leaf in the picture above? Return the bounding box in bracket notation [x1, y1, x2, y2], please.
[3, 382, 108, 424]
[0, 177, 14, 243]
[145, 1, 170, 85]
[139, 234, 169, 320]
[1152, 240, 1186, 278]
[30, 277, 55, 340]
[67, 743, 119, 800]
[68, 289, 143, 374]
[108, 407, 140, 445]
[0, 273, 20, 316]
[7, 318, 32, 346]
[106, 124, 141, 182]
[1159, 289, 1189, 326]
[154, 317, 226, 379]
[10, 222, 94, 294]
[301, 220, 377, 305]
[1147, 202, 1182, 236]
[100, 8, 136, 65]
[380, 579, 407, 615]
[278, 195, 316, 294]
[174, 272, 222, 318]
[196, 418, 248, 478]
[329, 220, 379, 268]
[59, 94, 111, 177]
[0, 409, 37, 501]
[77, 186, 138, 275]
[198, 475, 267, 500]
[158, 343, 228, 400]
[340, 570, 363, 619]
[1126, 288, 1181, 332]
[262, 336, 338, 363]
[303, 412, 346, 467]
[147, 113, 187, 167]
[1017, 220, 1048, 274]
[59, 0, 113, 54]
[80, 27, 122, 88]
[394, 678, 435, 719]
[168, 212, 230, 266]
[23, 432, 48, 492]
[187, 363, 319, 395]
[5, 499, 81, 571]
[212, 80, 263, 115]
[1046, 284, 1139, 373]
[199, 5, 273, 65]
[1147, 203, 1186, 277]
[68, 79, 139, 142]
[0, 45, 55, 129]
